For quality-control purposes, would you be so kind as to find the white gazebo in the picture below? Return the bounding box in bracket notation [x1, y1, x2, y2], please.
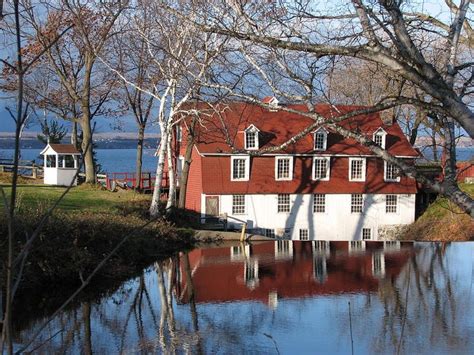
[40, 143, 81, 186]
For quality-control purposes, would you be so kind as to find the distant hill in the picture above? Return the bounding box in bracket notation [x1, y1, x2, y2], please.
[0, 132, 160, 149]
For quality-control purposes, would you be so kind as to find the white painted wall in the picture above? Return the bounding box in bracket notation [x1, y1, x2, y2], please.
[44, 168, 77, 186]
[201, 193, 416, 241]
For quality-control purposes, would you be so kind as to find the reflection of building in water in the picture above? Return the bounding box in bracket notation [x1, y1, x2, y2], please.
[174, 241, 414, 307]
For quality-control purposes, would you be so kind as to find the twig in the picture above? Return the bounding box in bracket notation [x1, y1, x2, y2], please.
[348, 301, 354, 355]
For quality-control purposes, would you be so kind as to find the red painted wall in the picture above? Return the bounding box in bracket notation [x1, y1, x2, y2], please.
[199, 155, 417, 195]
[184, 146, 203, 212]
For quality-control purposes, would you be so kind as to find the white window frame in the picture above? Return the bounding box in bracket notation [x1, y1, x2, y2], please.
[362, 228, 372, 240]
[384, 161, 401, 182]
[349, 158, 366, 182]
[264, 229, 275, 238]
[232, 194, 246, 215]
[312, 157, 330, 181]
[386, 194, 398, 213]
[313, 128, 328, 151]
[313, 193, 326, 213]
[372, 252, 386, 278]
[372, 128, 386, 149]
[231, 155, 250, 181]
[299, 228, 310, 241]
[275, 240, 293, 260]
[244, 124, 259, 150]
[275, 156, 294, 181]
[277, 194, 291, 213]
[351, 194, 364, 213]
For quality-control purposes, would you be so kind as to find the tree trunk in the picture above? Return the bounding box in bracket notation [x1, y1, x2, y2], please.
[178, 118, 197, 209]
[166, 136, 176, 211]
[82, 302, 92, 355]
[71, 121, 78, 148]
[80, 115, 96, 184]
[135, 124, 145, 190]
[150, 128, 168, 217]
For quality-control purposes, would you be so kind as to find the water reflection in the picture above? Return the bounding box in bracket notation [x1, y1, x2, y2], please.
[13, 241, 474, 354]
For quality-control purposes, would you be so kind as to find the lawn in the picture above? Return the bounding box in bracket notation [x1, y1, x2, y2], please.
[0, 183, 151, 213]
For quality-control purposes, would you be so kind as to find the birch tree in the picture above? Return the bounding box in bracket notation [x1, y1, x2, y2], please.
[105, 0, 225, 216]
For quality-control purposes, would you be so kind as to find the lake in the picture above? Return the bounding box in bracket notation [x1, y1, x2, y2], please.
[1, 148, 472, 174]
[0, 149, 159, 173]
[12, 241, 474, 354]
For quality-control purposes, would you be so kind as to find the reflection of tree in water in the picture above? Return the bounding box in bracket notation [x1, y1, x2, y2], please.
[347, 243, 471, 354]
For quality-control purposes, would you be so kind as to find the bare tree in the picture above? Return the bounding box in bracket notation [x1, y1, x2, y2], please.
[23, 0, 127, 183]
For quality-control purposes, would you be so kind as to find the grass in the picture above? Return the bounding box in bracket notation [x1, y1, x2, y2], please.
[401, 183, 474, 241]
[0, 181, 151, 214]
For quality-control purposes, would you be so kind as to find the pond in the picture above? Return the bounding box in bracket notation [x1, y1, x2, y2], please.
[12, 241, 474, 354]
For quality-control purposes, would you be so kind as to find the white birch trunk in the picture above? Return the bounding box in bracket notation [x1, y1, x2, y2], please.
[166, 130, 176, 211]
[149, 125, 168, 217]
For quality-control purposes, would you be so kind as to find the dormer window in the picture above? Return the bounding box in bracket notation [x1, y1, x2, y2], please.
[244, 124, 260, 150]
[313, 128, 327, 151]
[373, 127, 387, 149]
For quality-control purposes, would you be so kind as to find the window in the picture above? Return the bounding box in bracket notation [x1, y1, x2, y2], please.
[275, 156, 293, 180]
[373, 128, 386, 149]
[230, 244, 250, 261]
[313, 129, 327, 151]
[351, 194, 364, 213]
[244, 261, 259, 288]
[312, 157, 330, 180]
[60, 155, 75, 168]
[299, 229, 309, 241]
[231, 156, 250, 181]
[232, 195, 246, 214]
[362, 228, 372, 240]
[277, 194, 291, 213]
[374, 134, 383, 147]
[384, 162, 400, 182]
[384, 241, 400, 250]
[386, 194, 397, 213]
[314, 257, 327, 283]
[313, 194, 326, 213]
[46, 155, 56, 168]
[349, 158, 366, 181]
[313, 241, 330, 256]
[349, 240, 366, 253]
[372, 253, 385, 278]
[264, 229, 275, 238]
[244, 125, 259, 150]
[275, 240, 293, 259]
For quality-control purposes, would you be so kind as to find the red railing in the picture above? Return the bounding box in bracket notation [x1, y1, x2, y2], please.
[105, 172, 169, 190]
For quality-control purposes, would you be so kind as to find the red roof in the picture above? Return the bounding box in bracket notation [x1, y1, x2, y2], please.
[47, 144, 81, 154]
[190, 102, 418, 157]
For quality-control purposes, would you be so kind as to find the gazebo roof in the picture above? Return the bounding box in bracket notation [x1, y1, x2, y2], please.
[40, 143, 81, 155]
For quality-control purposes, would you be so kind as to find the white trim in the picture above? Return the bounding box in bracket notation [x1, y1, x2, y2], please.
[312, 156, 330, 181]
[349, 157, 366, 182]
[373, 127, 387, 149]
[275, 156, 294, 181]
[384, 161, 401, 182]
[201, 152, 417, 158]
[230, 155, 250, 181]
[313, 128, 328, 151]
[244, 125, 259, 150]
